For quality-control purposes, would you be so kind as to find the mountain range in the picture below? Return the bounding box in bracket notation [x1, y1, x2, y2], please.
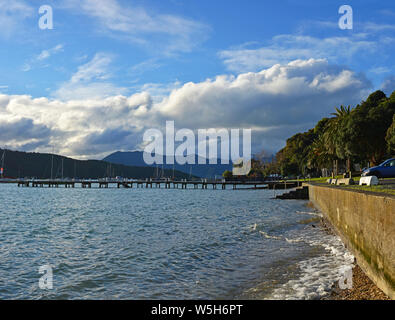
[0, 149, 191, 180]
[103, 151, 233, 178]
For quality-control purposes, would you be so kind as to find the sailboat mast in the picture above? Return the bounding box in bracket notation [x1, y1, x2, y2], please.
[51, 154, 54, 180]
[1, 149, 5, 178]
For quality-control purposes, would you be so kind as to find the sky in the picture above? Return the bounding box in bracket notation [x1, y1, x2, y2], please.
[0, 0, 394, 159]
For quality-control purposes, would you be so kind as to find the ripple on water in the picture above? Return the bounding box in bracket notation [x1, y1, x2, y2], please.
[0, 185, 352, 299]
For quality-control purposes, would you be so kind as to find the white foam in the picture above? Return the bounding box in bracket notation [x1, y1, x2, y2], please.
[296, 211, 323, 217]
[269, 230, 354, 300]
[259, 231, 282, 240]
[285, 237, 303, 244]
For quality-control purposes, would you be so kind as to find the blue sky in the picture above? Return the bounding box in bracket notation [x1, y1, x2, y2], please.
[0, 0, 394, 159]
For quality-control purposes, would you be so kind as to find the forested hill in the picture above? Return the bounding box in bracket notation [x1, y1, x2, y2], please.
[272, 90, 395, 176]
[103, 151, 233, 178]
[0, 149, 191, 179]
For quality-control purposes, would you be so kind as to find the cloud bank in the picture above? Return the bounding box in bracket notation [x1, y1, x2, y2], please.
[0, 59, 372, 158]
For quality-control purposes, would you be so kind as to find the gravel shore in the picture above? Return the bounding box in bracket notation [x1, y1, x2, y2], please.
[315, 214, 390, 300]
[323, 264, 390, 300]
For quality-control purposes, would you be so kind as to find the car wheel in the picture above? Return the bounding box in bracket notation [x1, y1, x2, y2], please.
[371, 172, 381, 179]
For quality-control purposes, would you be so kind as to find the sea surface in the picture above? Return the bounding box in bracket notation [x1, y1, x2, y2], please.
[0, 184, 354, 299]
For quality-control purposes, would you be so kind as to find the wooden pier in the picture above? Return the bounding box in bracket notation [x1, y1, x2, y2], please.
[10, 179, 304, 190]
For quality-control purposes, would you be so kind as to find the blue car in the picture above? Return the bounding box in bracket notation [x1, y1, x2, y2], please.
[362, 158, 395, 178]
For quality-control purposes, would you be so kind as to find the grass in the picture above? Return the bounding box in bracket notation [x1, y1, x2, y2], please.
[341, 184, 395, 196]
[284, 176, 395, 196]
[286, 175, 361, 183]
[308, 177, 395, 196]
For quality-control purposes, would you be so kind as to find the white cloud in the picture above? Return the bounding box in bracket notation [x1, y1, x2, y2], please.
[0, 59, 371, 158]
[378, 9, 395, 17]
[219, 34, 377, 72]
[63, 0, 209, 54]
[0, 0, 33, 38]
[363, 22, 395, 32]
[69, 53, 113, 83]
[219, 18, 395, 73]
[369, 66, 391, 75]
[22, 44, 64, 72]
[0, 117, 52, 150]
[37, 44, 64, 61]
[21, 63, 31, 72]
[381, 76, 395, 96]
[53, 53, 128, 100]
[129, 58, 162, 75]
[154, 59, 371, 129]
[138, 81, 182, 102]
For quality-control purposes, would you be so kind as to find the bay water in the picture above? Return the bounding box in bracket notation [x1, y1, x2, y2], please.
[0, 184, 354, 299]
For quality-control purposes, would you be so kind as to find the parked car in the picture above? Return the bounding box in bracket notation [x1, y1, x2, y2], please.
[362, 158, 395, 178]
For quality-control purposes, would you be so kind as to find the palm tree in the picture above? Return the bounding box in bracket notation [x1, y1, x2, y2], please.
[307, 135, 333, 171]
[331, 105, 351, 118]
[323, 106, 352, 174]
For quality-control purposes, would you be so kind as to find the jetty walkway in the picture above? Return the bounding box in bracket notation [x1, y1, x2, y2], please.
[1, 179, 304, 190]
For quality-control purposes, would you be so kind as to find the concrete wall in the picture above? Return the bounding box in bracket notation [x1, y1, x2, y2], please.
[307, 184, 395, 299]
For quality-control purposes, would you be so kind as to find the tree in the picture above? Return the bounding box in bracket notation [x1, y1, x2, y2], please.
[330, 105, 353, 171]
[222, 170, 233, 179]
[276, 129, 316, 176]
[247, 159, 264, 179]
[307, 118, 334, 172]
[267, 90, 395, 176]
[386, 114, 395, 155]
[331, 106, 351, 157]
[262, 161, 279, 177]
[307, 134, 333, 172]
[346, 91, 395, 165]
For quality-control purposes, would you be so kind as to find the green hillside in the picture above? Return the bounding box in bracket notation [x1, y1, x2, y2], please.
[0, 149, 191, 180]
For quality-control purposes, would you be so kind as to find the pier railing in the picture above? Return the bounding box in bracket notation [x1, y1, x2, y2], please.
[1, 178, 303, 190]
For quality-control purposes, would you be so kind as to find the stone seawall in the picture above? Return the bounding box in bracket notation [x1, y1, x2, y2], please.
[307, 184, 395, 299]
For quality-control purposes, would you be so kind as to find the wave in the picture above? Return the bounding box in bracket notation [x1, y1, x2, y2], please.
[295, 211, 323, 217]
[268, 232, 354, 300]
[259, 231, 283, 240]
